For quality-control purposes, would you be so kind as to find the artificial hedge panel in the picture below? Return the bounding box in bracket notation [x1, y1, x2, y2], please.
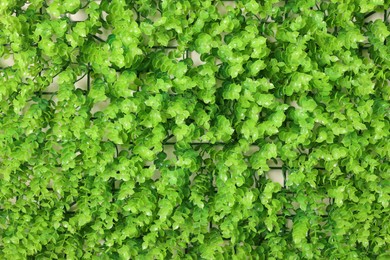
[0, 0, 389, 259]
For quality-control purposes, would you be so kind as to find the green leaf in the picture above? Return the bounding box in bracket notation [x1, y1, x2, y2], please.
[249, 59, 266, 76]
[293, 217, 309, 245]
[195, 33, 213, 54]
[222, 83, 241, 100]
[118, 245, 131, 260]
[89, 79, 107, 102]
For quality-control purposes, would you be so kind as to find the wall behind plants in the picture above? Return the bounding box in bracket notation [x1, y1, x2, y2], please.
[1, 0, 389, 259]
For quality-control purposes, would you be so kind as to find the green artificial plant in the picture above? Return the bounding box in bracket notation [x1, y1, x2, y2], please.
[0, 0, 389, 259]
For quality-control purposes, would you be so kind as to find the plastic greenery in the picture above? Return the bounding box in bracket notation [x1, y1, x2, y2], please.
[1, 0, 389, 259]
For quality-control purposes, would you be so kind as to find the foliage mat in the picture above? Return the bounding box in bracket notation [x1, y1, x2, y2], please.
[0, 0, 389, 259]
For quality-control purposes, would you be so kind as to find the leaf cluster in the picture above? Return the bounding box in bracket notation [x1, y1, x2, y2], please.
[0, 0, 389, 259]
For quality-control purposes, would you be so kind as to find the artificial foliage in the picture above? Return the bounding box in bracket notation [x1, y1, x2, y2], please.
[0, 0, 389, 259]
